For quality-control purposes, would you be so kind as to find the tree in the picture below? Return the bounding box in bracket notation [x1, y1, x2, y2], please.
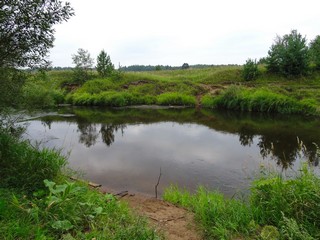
[181, 63, 190, 69]
[72, 48, 94, 83]
[310, 35, 320, 69]
[242, 58, 259, 81]
[0, 0, 74, 68]
[155, 65, 161, 71]
[266, 30, 309, 77]
[96, 50, 114, 77]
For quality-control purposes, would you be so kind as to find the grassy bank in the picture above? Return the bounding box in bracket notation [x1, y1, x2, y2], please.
[163, 163, 320, 240]
[0, 132, 160, 239]
[23, 66, 320, 115]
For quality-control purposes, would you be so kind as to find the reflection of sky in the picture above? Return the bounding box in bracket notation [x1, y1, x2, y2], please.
[25, 120, 271, 197]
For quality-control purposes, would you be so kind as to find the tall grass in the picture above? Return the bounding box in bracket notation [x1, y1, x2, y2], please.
[0, 132, 66, 192]
[202, 86, 318, 115]
[164, 163, 320, 239]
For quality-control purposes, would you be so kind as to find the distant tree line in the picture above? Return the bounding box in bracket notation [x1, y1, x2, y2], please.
[119, 64, 239, 72]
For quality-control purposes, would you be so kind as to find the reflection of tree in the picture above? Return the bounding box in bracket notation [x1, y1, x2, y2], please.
[100, 123, 126, 147]
[77, 122, 99, 147]
[238, 126, 255, 147]
[239, 129, 320, 169]
[41, 119, 52, 129]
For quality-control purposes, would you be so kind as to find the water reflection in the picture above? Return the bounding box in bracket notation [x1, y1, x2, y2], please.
[38, 107, 320, 169]
[26, 107, 320, 196]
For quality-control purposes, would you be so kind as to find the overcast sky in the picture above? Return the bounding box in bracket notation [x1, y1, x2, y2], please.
[50, 0, 320, 67]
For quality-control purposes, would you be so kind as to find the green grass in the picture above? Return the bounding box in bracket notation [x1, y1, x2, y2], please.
[163, 163, 320, 239]
[0, 131, 161, 239]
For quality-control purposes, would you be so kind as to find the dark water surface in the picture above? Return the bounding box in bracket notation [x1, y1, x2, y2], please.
[23, 107, 320, 197]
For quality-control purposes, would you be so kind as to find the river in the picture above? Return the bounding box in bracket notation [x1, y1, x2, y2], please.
[22, 107, 320, 197]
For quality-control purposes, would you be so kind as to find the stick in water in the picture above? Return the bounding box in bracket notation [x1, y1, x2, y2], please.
[155, 167, 162, 199]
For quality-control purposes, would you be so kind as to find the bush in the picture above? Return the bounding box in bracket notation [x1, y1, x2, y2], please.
[242, 58, 259, 81]
[22, 81, 66, 108]
[310, 35, 320, 69]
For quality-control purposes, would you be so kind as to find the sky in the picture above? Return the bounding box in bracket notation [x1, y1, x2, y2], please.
[50, 0, 320, 67]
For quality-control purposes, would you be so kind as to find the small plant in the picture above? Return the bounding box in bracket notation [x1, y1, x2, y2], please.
[242, 58, 259, 81]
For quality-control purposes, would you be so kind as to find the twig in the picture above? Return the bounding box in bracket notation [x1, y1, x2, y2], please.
[114, 190, 128, 198]
[155, 167, 162, 199]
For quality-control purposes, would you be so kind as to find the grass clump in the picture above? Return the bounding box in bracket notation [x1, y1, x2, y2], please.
[202, 86, 318, 115]
[163, 186, 252, 239]
[164, 163, 320, 239]
[157, 92, 196, 106]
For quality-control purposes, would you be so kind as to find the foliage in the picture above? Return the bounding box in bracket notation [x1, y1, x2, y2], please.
[0, 132, 66, 193]
[266, 30, 310, 77]
[72, 48, 94, 83]
[309, 35, 320, 69]
[164, 163, 320, 239]
[0, 0, 74, 68]
[242, 58, 259, 81]
[96, 50, 114, 77]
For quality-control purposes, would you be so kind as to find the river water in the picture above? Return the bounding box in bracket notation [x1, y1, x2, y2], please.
[22, 107, 320, 197]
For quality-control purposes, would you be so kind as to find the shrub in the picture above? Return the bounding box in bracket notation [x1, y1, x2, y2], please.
[266, 30, 310, 77]
[310, 35, 320, 69]
[242, 58, 259, 81]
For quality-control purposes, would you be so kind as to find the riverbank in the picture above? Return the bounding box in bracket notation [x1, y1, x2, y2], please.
[24, 66, 320, 116]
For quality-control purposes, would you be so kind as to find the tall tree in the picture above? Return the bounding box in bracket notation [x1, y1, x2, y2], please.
[266, 30, 309, 77]
[96, 50, 114, 77]
[0, 0, 74, 68]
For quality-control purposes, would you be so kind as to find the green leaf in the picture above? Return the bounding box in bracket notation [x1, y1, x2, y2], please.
[94, 206, 103, 215]
[51, 220, 73, 230]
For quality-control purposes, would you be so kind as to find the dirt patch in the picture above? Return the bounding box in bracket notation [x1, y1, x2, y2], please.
[196, 84, 225, 108]
[122, 193, 202, 240]
[99, 186, 201, 239]
[122, 80, 153, 89]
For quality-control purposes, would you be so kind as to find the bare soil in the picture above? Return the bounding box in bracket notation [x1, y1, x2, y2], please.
[100, 187, 202, 240]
